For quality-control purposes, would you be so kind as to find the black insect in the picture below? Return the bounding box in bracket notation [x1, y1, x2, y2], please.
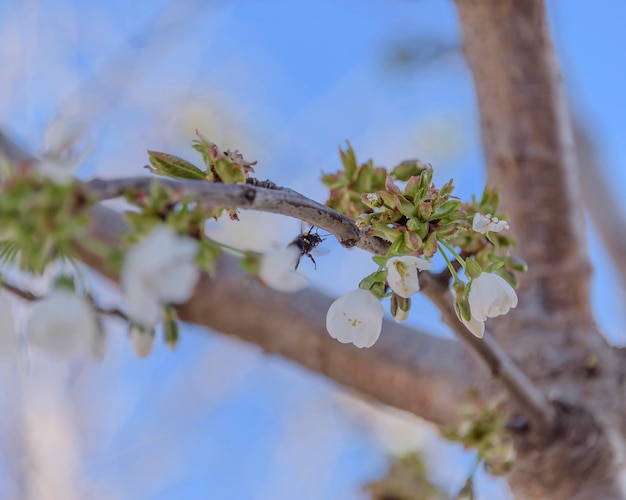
[287, 227, 327, 270]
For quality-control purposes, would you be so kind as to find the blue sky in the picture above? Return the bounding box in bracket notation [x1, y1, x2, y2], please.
[1, 1, 625, 498]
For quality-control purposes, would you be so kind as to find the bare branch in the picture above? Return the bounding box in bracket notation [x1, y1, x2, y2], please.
[573, 118, 626, 291]
[1, 277, 128, 320]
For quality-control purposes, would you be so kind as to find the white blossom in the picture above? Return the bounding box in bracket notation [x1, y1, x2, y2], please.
[326, 289, 384, 348]
[128, 326, 155, 359]
[26, 291, 100, 360]
[386, 256, 435, 298]
[258, 246, 308, 293]
[472, 213, 509, 234]
[0, 293, 18, 359]
[38, 118, 93, 183]
[468, 272, 518, 322]
[122, 225, 200, 328]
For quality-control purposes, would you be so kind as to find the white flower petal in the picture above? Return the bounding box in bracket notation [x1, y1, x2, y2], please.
[0, 294, 18, 359]
[392, 307, 409, 324]
[461, 315, 485, 338]
[468, 272, 518, 322]
[156, 261, 200, 303]
[38, 118, 93, 183]
[37, 159, 76, 184]
[386, 256, 434, 299]
[259, 246, 309, 293]
[326, 289, 384, 348]
[454, 300, 485, 338]
[26, 291, 99, 360]
[43, 118, 87, 153]
[129, 327, 155, 359]
[472, 213, 509, 234]
[121, 225, 200, 327]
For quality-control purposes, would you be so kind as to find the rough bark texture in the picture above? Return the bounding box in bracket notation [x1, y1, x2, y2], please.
[455, 0, 626, 497]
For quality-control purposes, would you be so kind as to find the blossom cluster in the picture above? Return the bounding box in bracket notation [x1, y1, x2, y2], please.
[0, 126, 524, 363]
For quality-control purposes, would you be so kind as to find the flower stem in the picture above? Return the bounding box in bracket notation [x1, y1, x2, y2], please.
[438, 239, 465, 267]
[438, 242, 462, 283]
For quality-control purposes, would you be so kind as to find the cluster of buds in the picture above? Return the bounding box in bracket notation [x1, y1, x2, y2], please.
[442, 395, 516, 476]
[147, 131, 256, 184]
[148, 131, 257, 220]
[322, 145, 524, 347]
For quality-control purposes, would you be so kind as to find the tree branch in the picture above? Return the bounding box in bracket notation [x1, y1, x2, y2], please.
[83, 175, 555, 433]
[81, 207, 494, 426]
[573, 118, 626, 292]
[0, 129, 554, 433]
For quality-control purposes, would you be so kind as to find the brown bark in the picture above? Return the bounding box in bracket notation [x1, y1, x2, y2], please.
[81, 206, 495, 428]
[455, 0, 626, 497]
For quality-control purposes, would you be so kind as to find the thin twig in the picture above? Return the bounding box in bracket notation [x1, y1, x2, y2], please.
[85, 176, 389, 253]
[1, 279, 128, 321]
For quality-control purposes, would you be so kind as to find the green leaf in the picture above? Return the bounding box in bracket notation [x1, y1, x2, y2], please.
[359, 270, 388, 290]
[339, 142, 358, 179]
[213, 158, 246, 184]
[430, 199, 462, 220]
[147, 151, 206, 180]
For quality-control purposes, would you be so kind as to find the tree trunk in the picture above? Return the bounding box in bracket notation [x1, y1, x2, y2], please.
[455, 0, 626, 497]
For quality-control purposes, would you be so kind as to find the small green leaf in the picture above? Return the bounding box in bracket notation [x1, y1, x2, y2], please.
[147, 151, 206, 180]
[430, 199, 462, 220]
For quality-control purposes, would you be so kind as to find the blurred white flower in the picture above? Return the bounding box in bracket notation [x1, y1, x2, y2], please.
[472, 213, 509, 234]
[38, 117, 93, 183]
[122, 225, 200, 328]
[468, 272, 518, 322]
[0, 293, 18, 359]
[258, 246, 308, 293]
[207, 211, 297, 253]
[386, 256, 435, 298]
[326, 289, 384, 348]
[26, 291, 99, 360]
[128, 326, 155, 359]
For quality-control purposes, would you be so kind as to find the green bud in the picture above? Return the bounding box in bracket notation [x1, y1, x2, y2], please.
[359, 270, 388, 290]
[197, 238, 222, 274]
[465, 258, 482, 279]
[404, 176, 422, 199]
[396, 196, 415, 217]
[416, 201, 433, 220]
[163, 306, 179, 350]
[390, 294, 411, 323]
[457, 296, 472, 322]
[213, 157, 247, 184]
[390, 159, 430, 181]
[506, 256, 528, 273]
[369, 281, 387, 299]
[485, 261, 505, 273]
[430, 199, 462, 220]
[339, 142, 358, 179]
[52, 275, 76, 292]
[438, 179, 455, 198]
[403, 231, 423, 252]
[423, 231, 438, 258]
